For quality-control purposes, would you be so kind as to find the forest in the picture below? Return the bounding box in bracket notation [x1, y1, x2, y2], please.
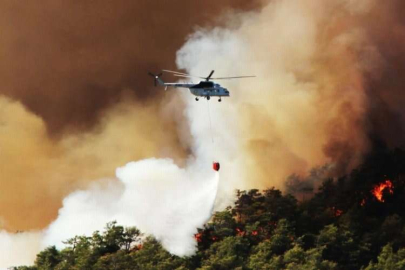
[15, 145, 405, 270]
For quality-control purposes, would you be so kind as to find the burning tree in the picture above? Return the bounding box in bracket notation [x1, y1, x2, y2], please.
[371, 180, 394, 202]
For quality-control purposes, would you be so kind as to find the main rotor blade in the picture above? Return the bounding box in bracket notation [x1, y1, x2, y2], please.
[210, 76, 256, 80]
[163, 69, 256, 80]
[173, 74, 205, 79]
[206, 70, 215, 81]
[162, 69, 190, 76]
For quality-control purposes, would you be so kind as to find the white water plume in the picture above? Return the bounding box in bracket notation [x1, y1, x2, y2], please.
[42, 158, 219, 256]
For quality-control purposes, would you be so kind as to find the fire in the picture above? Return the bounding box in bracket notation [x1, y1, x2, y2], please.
[236, 228, 245, 237]
[372, 180, 393, 202]
[331, 207, 343, 217]
[194, 233, 203, 242]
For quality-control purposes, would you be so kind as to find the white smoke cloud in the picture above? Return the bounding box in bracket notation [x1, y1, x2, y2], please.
[0, 231, 41, 269]
[2, 159, 219, 269]
[42, 158, 219, 256]
[1, 85, 224, 268]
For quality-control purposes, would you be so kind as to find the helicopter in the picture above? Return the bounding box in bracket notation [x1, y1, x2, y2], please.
[148, 69, 255, 102]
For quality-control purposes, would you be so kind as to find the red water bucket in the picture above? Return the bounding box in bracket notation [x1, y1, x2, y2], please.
[213, 162, 220, 171]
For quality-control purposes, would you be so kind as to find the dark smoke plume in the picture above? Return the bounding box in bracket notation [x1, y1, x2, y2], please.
[176, 0, 405, 189]
[0, 0, 262, 134]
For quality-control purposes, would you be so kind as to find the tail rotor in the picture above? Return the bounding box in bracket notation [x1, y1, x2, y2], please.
[148, 72, 163, 86]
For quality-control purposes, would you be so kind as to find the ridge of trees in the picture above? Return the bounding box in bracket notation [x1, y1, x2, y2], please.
[14, 146, 405, 270]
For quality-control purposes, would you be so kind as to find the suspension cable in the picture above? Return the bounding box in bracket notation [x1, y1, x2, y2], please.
[206, 100, 214, 144]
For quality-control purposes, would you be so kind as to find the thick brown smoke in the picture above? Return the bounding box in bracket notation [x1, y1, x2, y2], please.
[363, 0, 405, 148]
[0, 0, 261, 133]
[241, 0, 405, 184]
[0, 95, 185, 230]
[0, 1, 264, 231]
[177, 0, 405, 190]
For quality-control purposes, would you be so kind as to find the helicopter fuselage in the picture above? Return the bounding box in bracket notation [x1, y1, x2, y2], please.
[157, 79, 230, 99]
[149, 70, 253, 101]
[189, 85, 230, 98]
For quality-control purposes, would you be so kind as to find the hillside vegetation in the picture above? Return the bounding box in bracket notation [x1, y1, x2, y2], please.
[15, 147, 405, 270]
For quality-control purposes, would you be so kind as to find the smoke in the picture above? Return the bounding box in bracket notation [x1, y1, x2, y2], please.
[285, 164, 333, 197]
[0, 160, 219, 268]
[0, 231, 41, 268]
[0, 94, 188, 231]
[176, 0, 405, 190]
[0, 0, 264, 233]
[42, 159, 219, 256]
[0, 84, 222, 268]
[0, 0, 262, 134]
[0, 1, 265, 267]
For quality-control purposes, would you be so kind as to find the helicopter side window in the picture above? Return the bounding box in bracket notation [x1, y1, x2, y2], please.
[201, 82, 214, 88]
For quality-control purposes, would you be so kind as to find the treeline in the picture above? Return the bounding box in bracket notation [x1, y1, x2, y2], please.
[15, 146, 405, 270]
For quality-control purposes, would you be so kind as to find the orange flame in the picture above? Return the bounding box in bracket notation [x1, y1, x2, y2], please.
[331, 207, 343, 217]
[194, 233, 203, 242]
[372, 180, 393, 202]
[236, 228, 245, 237]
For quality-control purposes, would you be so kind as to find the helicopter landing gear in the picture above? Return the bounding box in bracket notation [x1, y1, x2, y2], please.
[207, 96, 210, 100]
[218, 98, 222, 102]
[195, 97, 199, 101]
